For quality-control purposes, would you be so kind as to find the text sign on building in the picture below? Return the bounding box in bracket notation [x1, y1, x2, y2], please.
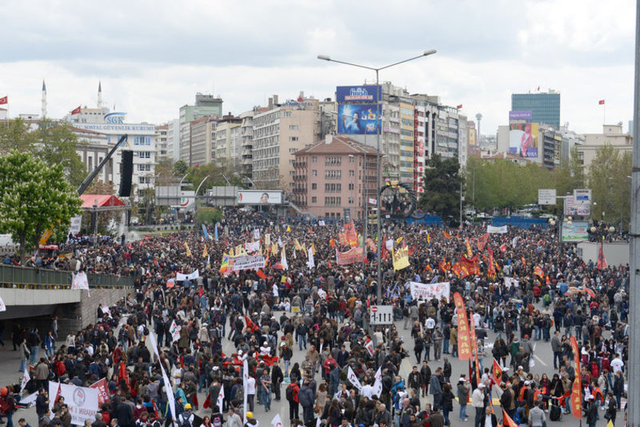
[369, 305, 394, 325]
[574, 189, 592, 202]
[509, 110, 532, 121]
[336, 85, 380, 103]
[538, 189, 557, 205]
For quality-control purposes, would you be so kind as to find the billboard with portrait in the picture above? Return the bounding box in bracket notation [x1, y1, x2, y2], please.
[237, 190, 282, 205]
[337, 104, 381, 135]
[336, 85, 380, 103]
[509, 123, 538, 158]
[561, 220, 589, 242]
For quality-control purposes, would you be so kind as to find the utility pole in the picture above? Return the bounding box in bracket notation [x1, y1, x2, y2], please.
[628, 2, 640, 425]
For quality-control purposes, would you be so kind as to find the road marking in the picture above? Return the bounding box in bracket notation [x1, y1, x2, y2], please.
[534, 354, 548, 367]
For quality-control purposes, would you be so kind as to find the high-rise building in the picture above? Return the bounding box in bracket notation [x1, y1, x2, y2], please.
[167, 119, 180, 161]
[292, 135, 380, 219]
[188, 116, 218, 167]
[251, 95, 321, 190]
[213, 115, 243, 168]
[179, 93, 223, 166]
[511, 90, 561, 129]
[239, 111, 255, 179]
[155, 124, 169, 160]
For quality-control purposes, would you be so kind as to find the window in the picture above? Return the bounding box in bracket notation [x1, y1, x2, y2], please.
[324, 183, 342, 193]
[289, 125, 299, 130]
[312, 170, 318, 176]
[283, 111, 292, 118]
[348, 196, 354, 204]
[349, 183, 354, 190]
[311, 183, 317, 190]
[312, 156, 317, 163]
[325, 170, 341, 179]
[349, 156, 355, 163]
[349, 170, 355, 177]
[311, 196, 317, 203]
[139, 177, 145, 183]
[289, 137, 298, 142]
[325, 157, 342, 166]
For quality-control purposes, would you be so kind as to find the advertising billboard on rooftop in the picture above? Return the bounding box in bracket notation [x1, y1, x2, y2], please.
[336, 85, 380, 103]
[509, 123, 538, 158]
[337, 104, 381, 135]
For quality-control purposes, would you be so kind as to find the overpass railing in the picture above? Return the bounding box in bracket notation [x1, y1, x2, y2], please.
[0, 264, 135, 289]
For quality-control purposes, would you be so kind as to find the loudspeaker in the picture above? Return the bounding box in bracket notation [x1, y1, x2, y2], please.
[119, 150, 133, 197]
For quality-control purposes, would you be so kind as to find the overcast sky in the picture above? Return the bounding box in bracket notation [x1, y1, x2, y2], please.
[0, 0, 635, 135]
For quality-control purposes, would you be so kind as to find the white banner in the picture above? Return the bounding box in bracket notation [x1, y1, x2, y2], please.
[504, 277, 519, 288]
[217, 384, 224, 414]
[347, 366, 363, 392]
[148, 333, 176, 423]
[271, 413, 284, 427]
[71, 272, 89, 290]
[0, 296, 6, 312]
[307, 247, 315, 269]
[60, 383, 99, 425]
[244, 241, 260, 253]
[409, 281, 450, 302]
[243, 356, 249, 423]
[373, 367, 383, 398]
[176, 270, 199, 281]
[229, 255, 265, 272]
[20, 369, 30, 394]
[169, 321, 181, 342]
[487, 225, 508, 234]
[68, 215, 82, 236]
[385, 240, 394, 251]
[253, 229, 260, 240]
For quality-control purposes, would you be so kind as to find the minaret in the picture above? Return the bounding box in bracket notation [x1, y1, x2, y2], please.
[41, 80, 47, 118]
[97, 81, 103, 108]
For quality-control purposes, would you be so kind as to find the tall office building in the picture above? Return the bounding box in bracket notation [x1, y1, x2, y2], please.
[511, 90, 561, 129]
[179, 93, 223, 166]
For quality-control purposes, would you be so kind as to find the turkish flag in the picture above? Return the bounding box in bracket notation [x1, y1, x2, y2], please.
[456, 104, 463, 110]
[598, 99, 605, 105]
[71, 106, 81, 114]
[256, 269, 266, 279]
[0, 96, 7, 105]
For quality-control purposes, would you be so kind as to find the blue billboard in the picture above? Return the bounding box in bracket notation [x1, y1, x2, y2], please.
[336, 85, 380, 103]
[337, 104, 381, 135]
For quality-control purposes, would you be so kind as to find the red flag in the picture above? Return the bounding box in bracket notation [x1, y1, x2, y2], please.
[492, 358, 503, 384]
[118, 362, 131, 391]
[569, 336, 582, 418]
[151, 400, 159, 418]
[584, 287, 596, 299]
[456, 104, 463, 110]
[597, 244, 608, 270]
[203, 392, 211, 409]
[499, 243, 507, 252]
[244, 315, 260, 333]
[71, 105, 81, 114]
[0, 96, 7, 105]
[477, 234, 489, 252]
[256, 269, 266, 279]
[598, 99, 605, 105]
[534, 266, 544, 278]
[192, 392, 198, 408]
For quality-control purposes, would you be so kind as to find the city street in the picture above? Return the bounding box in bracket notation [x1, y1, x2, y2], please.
[0, 305, 623, 427]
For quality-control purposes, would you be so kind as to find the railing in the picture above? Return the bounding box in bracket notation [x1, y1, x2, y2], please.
[0, 264, 135, 288]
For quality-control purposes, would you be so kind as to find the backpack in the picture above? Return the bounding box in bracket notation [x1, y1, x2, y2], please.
[179, 412, 194, 427]
[286, 383, 299, 403]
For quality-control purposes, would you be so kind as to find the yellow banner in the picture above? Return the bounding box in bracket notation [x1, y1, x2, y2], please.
[392, 247, 410, 271]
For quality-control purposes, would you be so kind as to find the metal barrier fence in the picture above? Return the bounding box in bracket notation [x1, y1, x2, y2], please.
[0, 264, 134, 288]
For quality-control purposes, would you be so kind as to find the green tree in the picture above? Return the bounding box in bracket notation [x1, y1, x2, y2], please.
[0, 118, 36, 153]
[0, 151, 82, 262]
[173, 159, 188, 176]
[419, 154, 463, 225]
[589, 145, 631, 229]
[196, 207, 222, 226]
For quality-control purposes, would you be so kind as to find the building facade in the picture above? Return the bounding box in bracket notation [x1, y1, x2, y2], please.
[511, 91, 561, 129]
[155, 124, 169, 161]
[251, 95, 321, 190]
[213, 115, 243, 168]
[189, 116, 217, 167]
[239, 110, 255, 178]
[577, 124, 633, 173]
[179, 94, 223, 166]
[292, 135, 380, 219]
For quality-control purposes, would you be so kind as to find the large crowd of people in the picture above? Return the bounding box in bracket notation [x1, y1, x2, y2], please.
[0, 208, 629, 427]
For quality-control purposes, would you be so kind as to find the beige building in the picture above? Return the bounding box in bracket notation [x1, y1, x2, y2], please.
[213, 115, 242, 168]
[577, 124, 632, 173]
[252, 95, 321, 190]
[189, 116, 218, 166]
[155, 124, 169, 161]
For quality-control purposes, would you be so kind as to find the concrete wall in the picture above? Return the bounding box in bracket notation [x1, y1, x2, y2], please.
[577, 241, 629, 266]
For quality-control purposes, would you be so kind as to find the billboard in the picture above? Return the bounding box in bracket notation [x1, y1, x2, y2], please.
[564, 195, 591, 216]
[561, 220, 589, 242]
[509, 110, 533, 121]
[237, 190, 282, 205]
[336, 85, 380, 103]
[337, 104, 381, 135]
[538, 189, 557, 205]
[509, 123, 538, 158]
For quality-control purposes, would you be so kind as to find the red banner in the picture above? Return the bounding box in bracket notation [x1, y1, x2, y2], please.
[344, 221, 358, 247]
[338, 232, 348, 246]
[477, 233, 489, 252]
[460, 255, 480, 276]
[90, 378, 110, 406]
[488, 249, 496, 278]
[453, 292, 472, 360]
[336, 247, 364, 265]
[492, 358, 503, 384]
[569, 336, 582, 418]
[503, 410, 518, 427]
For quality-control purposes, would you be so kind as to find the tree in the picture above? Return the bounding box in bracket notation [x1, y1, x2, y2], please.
[173, 159, 188, 176]
[0, 151, 81, 262]
[419, 154, 463, 225]
[0, 118, 86, 186]
[589, 145, 631, 229]
[196, 207, 222, 226]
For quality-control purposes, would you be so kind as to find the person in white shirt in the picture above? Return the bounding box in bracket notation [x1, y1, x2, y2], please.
[425, 316, 436, 331]
[260, 341, 271, 356]
[611, 354, 624, 374]
[246, 375, 256, 411]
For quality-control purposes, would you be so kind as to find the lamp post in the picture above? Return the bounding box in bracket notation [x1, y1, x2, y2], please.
[318, 49, 437, 302]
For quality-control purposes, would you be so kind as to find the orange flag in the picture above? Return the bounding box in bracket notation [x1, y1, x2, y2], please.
[569, 336, 582, 418]
[503, 409, 518, 427]
[443, 230, 450, 239]
[453, 292, 472, 360]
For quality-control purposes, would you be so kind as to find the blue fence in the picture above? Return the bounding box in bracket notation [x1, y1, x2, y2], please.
[491, 216, 550, 229]
[406, 215, 444, 226]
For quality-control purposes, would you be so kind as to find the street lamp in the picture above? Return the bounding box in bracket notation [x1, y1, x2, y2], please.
[318, 49, 437, 302]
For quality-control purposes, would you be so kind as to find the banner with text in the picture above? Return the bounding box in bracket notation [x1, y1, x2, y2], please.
[336, 247, 364, 265]
[409, 281, 450, 302]
[229, 255, 265, 272]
